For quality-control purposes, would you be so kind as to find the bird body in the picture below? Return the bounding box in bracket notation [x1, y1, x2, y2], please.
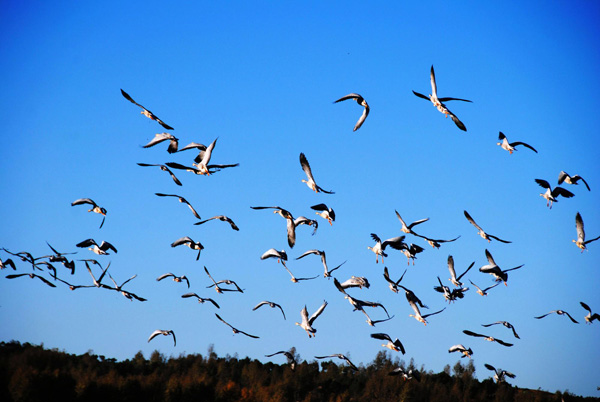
[371, 333, 405, 354]
[76, 239, 117, 255]
[295, 300, 327, 337]
[535, 179, 574, 208]
[311, 203, 335, 225]
[148, 329, 176, 346]
[479, 249, 523, 285]
[300, 153, 334, 194]
[368, 233, 406, 264]
[574, 212, 600, 252]
[496, 132, 537, 154]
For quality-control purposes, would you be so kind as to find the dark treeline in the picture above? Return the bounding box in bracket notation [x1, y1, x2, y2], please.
[0, 341, 594, 402]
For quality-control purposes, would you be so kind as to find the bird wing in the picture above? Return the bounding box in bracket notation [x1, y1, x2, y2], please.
[494, 338, 513, 347]
[412, 90, 430, 101]
[353, 104, 369, 131]
[448, 109, 467, 131]
[142, 133, 173, 149]
[286, 218, 296, 248]
[552, 186, 575, 199]
[178, 142, 207, 152]
[422, 307, 445, 319]
[171, 236, 193, 247]
[464, 210, 483, 232]
[429, 65, 438, 98]
[382, 236, 406, 251]
[214, 313, 232, 328]
[510, 141, 537, 153]
[534, 312, 552, 319]
[498, 132, 507, 141]
[557, 171, 568, 185]
[574, 175, 591, 191]
[535, 178, 551, 189]
[487, 234, 512, 244]
[76, 238, 97, 248]
[71, 198, 96, 207]
[166, 162, 201, 174]
[563, 311, 579, 324]
[448, 345, 464, 353]
[407, 217, 430, 229]
[99, 241, 117, 253]
[147, 330, 164, 343]
[456, 261, 475, 281]
[370, 333, 392, 342]
[438, 97, 472, 103]
[239, 330, 260, 339]
[309, 300, 328, 324]
[334, 93, 361, 103]
[463, 330, 485, 338]
[576, 212, 585, 242]
[503, 264, 524, 273]
[580, 301, 592, 313]
[299, 152, 315, 182]
[484, 364, 497, 372]
[181, 292, 199, 299]
[447, 255, 457, 281]
[484, 249, 497, 266]
[295, 249, 320, 260]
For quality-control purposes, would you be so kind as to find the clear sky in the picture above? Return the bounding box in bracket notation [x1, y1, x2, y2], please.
[1, 0, 599, 397]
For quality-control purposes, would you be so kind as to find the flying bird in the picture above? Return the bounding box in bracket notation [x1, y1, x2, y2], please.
[371, 333, 405, 354]
[395, 210, 429, 234]
[447, 255, 475, 287]
[252, 301, 286, 320]
[413, 233, 460, 249]
[137, 163, 182, 186]
[166, 161, 240, 176]
[299, 153, 334, 194]
[399, 243, 425, 265]
[194, 215, 239, 231]
[295, 300, 328, 338]
[176, 141, 206, 161]
[106, 272, 146, 302]
[203, 266, 243, 293]
[265, 350, 297, 371]
[315, 354, 358, 371]
[433, 276, 468, 303]
[71, 198, 107, 228]
[171, 236, 204, 260]
[535, 179, 574, 209]
[496, 132, 537, 154]
[382, 266, 407, 293]
[0, 257, 16, 270]
[142, 132, 179, 153]
[412, 65, 472, 131]
[448, 344, 473, 358]
[295, 249, 345, 278]
[406, 298, 444, 326]
[311, 203, 335, 225]
[293, 216, 319, 235]
[462, 330, 513, 347]
[481, 321, 520, 339]
[573, 212, 600, 252]
[469, 279, 500, 296]
[181, 292, 220, 308]
[148, 329, 176, 346]
[155, 193, 201, 219]
[334, 93, 370, 131]
[534, 310, 579, 324]
[251, 206, 296, 248]
[558, 171, 590, 191]
[156, 272, 190, 288]
[484, 364, 515, 384]
[76, 239, 117, 255]
[215, 313, 259, 338]
[121, 89, 174, 130]
[260, 248, 288, 266]
[367, 233, 406, 264]
[463, 210, 511, 243]
[389, 367, 420, 381]
[479, 249, 523, 285]
[338, 276, 370, 290]
[580, 302, 600, 324]
[6, 273, 56, 287]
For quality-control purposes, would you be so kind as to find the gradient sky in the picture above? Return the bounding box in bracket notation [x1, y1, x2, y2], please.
[1, 1, 599, 397]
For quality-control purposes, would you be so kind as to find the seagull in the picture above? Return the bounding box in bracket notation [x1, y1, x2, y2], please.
[45, 242, 77, 265]
[295, 300, 328, 338]
[193, 137, 219, 175]
[365, 315, 395, 327]
[83, 260, 110, 288]
[295, 249, 345, 278]
[252, 301, 286, 320]
[315, 354, 358, 371]
[479, 249, 523, 285]
[496, 132, 537, 154]
[203, 266, 243, 293]
[121, 89, 173, 130]
[535, 179, 575, 209]
[447, 255, 475, 287]
[194, 215, 239, 231]
[106, 272, 146, 302]
[338, 276, 370, 290]
[534, 310, 579, 324]
[406, 300, 445, 325]
[389, 367, 420, 381]
[148, 329, 176, 346]
[181, 292, 220, 308]
[464, 210, 511, 243]
[310, 203, 335, 225]
[71, 198, 107, 228]
[469, 279, 500, 296]
[293, 216, 319, 235]
[215, 313, 259, 338]
[434, 276, 468, 303]
[412, 65, 472, 131]
[574, 212, 600, 252]
[155, 193, 200, 219]
[76, 239, 117, 255]
[176, 141, 206, 162]
[156, 272, 190, 288]
[580, 302, 600, 324]
[371, 333, 405, 354]
[251, 206, 296, 248]
[6, 273, 56, 287]
[299, 153, 334, 194]
[462, 330, 513, 347]
[171, 236, 204, 260]
[397, 285, 428, 309]
[260, 248, 288, 266]
[334, 93, 370, 131]
[368, 233, 406, 264]
[558, 171, 590, 191]
[0, 257, 16, 270]
[142, 132, 179, 153]
[448, 344, 473, 358]
[137, 163, 182, 186]
[265, 351, 297, 371]
[395, 210, 429, 234]
[484, 364, 515, 384]
[481, 321, 520, 339]
[399, 243, 425, 265]
[382, 266, 407, 293]
[166, 161, 240, 176]
[412, 233, 460, 249]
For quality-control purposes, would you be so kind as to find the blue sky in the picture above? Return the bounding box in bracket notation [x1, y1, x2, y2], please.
[1, 0, 599, 396]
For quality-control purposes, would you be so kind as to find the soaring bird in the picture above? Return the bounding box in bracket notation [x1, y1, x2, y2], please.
[265, 350, 297, 371]
[395, 210, 429, 234]
[368, 233, 406, 264]
[447, 255, 475, 287]
[6, 273, 56, 288]
[181, 292, 220, 308]
[469, 279, 500, 296]
[535, 179, 574, 209]
[295, 249, 345, 278]
[337, 276, 370, 290]
[215, 313, 259, 338]
[166, 161, 240, 176]
[260, 248, 288, 266]
[485, 364, 515, 384]
[194, 215, 239, 231]
[412, 65, 472, 131]
[171, 236, 203, 260]
[448, 344, 473, 358]
[299, 153, 334, 194]
[71, 198, 107, 229]
[76, 239, 117, 255]
[406, 298, 444, 326]
[311, 203, 335, 225]
[294, 216, 319, 235]
[193, 137, 219, 175]
[203, 266, 243, 293]
[481, 321, 520, 339]
[315, 354, 358, 371]
[463, 210, 511, 243]
[137, 163, 182, 186]
[155, 193, 201, 219]
[383, 266, 407, 293]
[496, 132, 537, 154]
[371, 333, 405, 354]
[334, 278, 390, 323]
[399, 243, 425, 265]
[251, 206, 296, 248]
[334, 93, 370, 131]
[573, 212, 600, 252]
[397, 285, 428, 309]
[462, 330, 513, 347]
[534, 310, 579, 324]
[83, 260, 111, 288]
[106, 273, 146, 302]
[121, 89, 174, 130]
[580, 302, 600, 324]
[479, 249, 523, 285]
[295, 300, 328, 338]
[558, 171, 590, 191]
[252, 301, 286, 320]
[156, 272, 190, 288]
[142, 132, 179, 153]
[434, 276, 468, 303]
[413, 233, 460, 249]
[148, 329, 176, 346]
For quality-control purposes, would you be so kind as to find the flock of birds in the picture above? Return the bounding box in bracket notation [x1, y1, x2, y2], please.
[2, 69, 598, 388]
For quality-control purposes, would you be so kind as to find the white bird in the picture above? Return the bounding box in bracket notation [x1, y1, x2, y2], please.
[155, 193, 201, 219]
[156, 272, 190, 288]
[299, 153, 334, 194]
[194, 215, 239, 231]
[580, 302, 600, 324]
[447, 255, 475, 287]
[334, 93, 370, 131]
[203, 266, 243, 293]
[534, 310, 579, 324]
[142, 132, 179, 153]
[295, 300, 328, 338]
[137, 163, 182, 186]
[407, 299, 444, 326]
[463, 330, 513, 347]
[484, 363, 515, 384]
[76, 239, 117, 255]
[338, 276, 370, 290]
[215, 313, 259, 338]
[382, 266, 407, 293]
[412, 65, 472, 131]
[181, 292, 220, 308]
[496, 132, 537, 154]
[479, 249, 523, 286]
[148, 329, 176, 346]
[371, 333, 405, 354]
[395, 210, 429, 234]
[194, 137, 218, 175]
[251, 206, 296, 248]
[295, 249, 345, 278]
[468, 279, 500, 296]
[448, 344, 473, 358]
[71, 198, 107, 228]
[265, 351, 297, 371]
[6, 273, 56, 287]
[481, 321, 520, 339]
[368, 233, 406, 264]
[535, 179, 574, 209]
[573, 212, 600, 252]
[558, 171, 590, 191]
[464, 210, 511, 243]
[389, 367, 420, 381]
[260, 248, 288, 266]
[121, 89, 174, 130]
[252, 301, 286, 320]
[311, 203, 335, 225]
[399, 243, 425, 265]
[171, 236, 203, 260]
[315, 354, 358, 371]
